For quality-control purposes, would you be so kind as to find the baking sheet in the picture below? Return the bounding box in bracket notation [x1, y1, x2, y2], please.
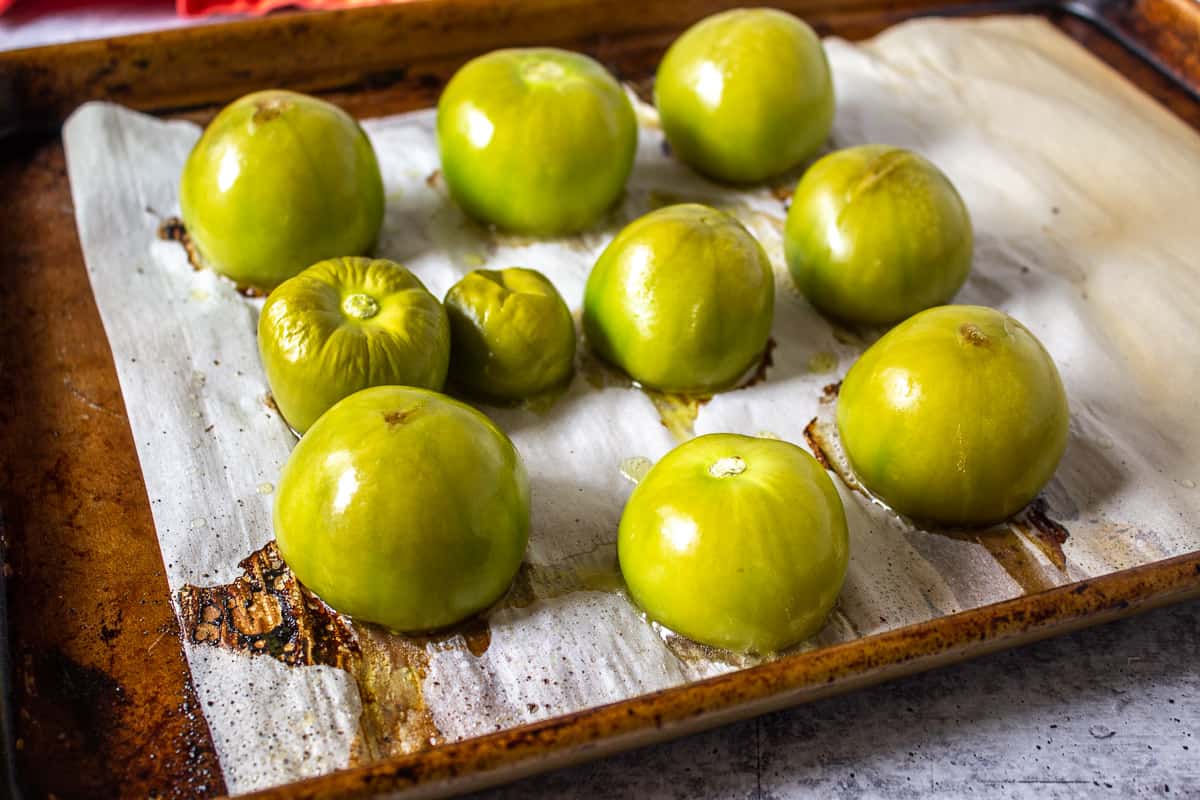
[61, 15, 1200, 794]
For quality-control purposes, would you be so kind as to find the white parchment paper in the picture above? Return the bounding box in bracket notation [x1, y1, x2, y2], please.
[62, 16, 1200, 794]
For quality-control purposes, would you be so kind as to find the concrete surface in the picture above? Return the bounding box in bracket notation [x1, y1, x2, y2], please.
[469, 598, 1199, 799]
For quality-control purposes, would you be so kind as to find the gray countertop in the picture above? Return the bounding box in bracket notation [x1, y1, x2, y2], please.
[471, 598, 1198, 799]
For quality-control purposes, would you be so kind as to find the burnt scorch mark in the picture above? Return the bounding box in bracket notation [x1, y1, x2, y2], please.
[157, 216, 204, 272]
[425, 169, 442, 189]
[820, 381, 842, 404]
[770, 183, 794, 209]
[1011, 497, 1070, 571]
[736, 338, 777, 392]
[803, 417, 833, 471]
[178, 541, 359, 668]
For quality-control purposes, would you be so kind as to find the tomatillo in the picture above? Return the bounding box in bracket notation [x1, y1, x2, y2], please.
[583, 204, 774, 393]
[180, 90, 384, 292]
[785, 145, 973, 325]
[274, 386, 530, 632]
[618, 433, 849, 653]
[444, 268, 576, 401]
[655, 8, 834, 184]
[258, 257, 450, 435]
[837, 305, 1069, 526]
[437, 48, 637, 235]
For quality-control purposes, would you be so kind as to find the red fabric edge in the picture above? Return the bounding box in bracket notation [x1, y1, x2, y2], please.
[177, 0, 388, 17]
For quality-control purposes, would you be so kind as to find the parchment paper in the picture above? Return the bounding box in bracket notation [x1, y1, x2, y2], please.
[62, 16, 1200, 794]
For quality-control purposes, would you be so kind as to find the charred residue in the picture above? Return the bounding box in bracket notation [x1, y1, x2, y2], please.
[178, 542, 359, 669]
[1011, 497, 1070, 571]
[156, 216, 205, 272]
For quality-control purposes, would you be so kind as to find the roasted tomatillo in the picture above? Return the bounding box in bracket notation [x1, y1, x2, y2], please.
[785, 145, 973, 325]
[444, 268, 576, 401]
[258, 257, 449, 435]
[583, 204, 774, 393]
[437, 48, 637, 235]
[274, 386, 529, 632]
[618, 433, 849, 653]
[180, 90, 384, 292]
[655, 8, 834, 183]
[837, 305, 1068, 526]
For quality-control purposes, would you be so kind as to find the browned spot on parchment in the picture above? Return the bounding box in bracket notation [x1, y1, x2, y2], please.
[156, 216, 204, 272]
[1011, 497, 1070, 571]
[770, 183, 794, 206]
[425, 168, 441, 189]
[736, 337, 777, 392]
[178, 542, 449, 765]
[803, 417, 833, 471]
[178, 542, 359, 669]
[820, 381, 842, 404]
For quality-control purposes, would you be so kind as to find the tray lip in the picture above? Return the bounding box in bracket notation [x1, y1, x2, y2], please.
[5, 0, 1200, 798]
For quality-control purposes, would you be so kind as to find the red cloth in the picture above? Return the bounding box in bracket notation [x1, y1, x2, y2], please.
[177, 0, 386, 17]
[0, 0, 392, 20]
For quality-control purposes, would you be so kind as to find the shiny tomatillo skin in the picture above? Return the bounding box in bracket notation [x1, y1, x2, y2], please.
[618, 433, 849, 653]
[444, 268, 576, 401]
[583, 204, 774, 393]
[437, 48, 637, 235]
[180, 90, 384, 292]
[274, 386, 530, 632]
[837, 305, 1069, 526]
[655, 8, 834, 184]
[785, 145, 973, 325]
[258, 257, 450, 435]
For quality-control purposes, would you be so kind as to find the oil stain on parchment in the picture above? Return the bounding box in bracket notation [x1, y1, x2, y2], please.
[803, 383, 1073, 597]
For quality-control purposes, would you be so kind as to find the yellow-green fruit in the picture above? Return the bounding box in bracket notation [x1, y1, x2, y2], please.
[444, 268, 576, 400]
[274, 386, 530, 632]
[837, 305, 1069, 525]
[655, 8, 834, 183]
[180, 90, 384, 292]
[785, 145, 972, 325]
[258, 257, 449, 434]
[619, 433, 849, 653]
[583, 204, 774, 393]
[437, 48, 637, 235]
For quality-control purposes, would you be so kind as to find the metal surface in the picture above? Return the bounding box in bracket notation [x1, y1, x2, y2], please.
[0, 0, 1197, 797]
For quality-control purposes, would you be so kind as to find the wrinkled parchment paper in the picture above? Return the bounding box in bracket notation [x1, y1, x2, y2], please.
[63, 16, 1200, 794]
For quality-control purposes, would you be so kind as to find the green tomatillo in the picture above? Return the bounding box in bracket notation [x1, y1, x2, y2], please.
[583, 204, 774, 393]
[258, 257, 450, 435]
[655, 8, 834, 184]
[437, 48, 637, 236]
[444, 268, 576, 401]
[180, 90, 385, 292]
[785, 145, 973, 325]
[837, 305, 1069, 526]
[274, 385, 530, 632]
[618, 433, 849, 653]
